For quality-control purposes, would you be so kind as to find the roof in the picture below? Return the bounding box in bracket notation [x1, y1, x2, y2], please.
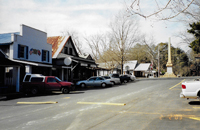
[123, 60, 137, 70]
[57, 53, 96, 64]
[134, 63, 150, 71]
[47, 36, 79, 58]
[47, 36, 67, 57]
[0, 32, 20, 45]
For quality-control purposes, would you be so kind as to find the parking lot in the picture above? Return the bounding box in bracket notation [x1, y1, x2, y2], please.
[1, 78, 200, 130]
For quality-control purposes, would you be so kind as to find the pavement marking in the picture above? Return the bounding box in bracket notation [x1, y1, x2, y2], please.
[17, 101, 58, 104]
[193, 107, 200, 109]
[169, 79, 185, 90]
[63, 97, 70, 99]
[77, 102, 126, 106]
[188, 117, 200, 121]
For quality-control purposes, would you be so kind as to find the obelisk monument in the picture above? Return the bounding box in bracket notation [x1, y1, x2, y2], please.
[163, 38, 176, 77]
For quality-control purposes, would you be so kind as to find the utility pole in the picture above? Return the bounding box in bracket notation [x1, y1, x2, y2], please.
[158, 45, 160, 77]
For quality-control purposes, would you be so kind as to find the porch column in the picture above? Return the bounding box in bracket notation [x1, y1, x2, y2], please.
[61, 68, 64, 81]
[66, 68, 68, 81]
[25, 65, 32, 74]
[16, 67, 20, 92]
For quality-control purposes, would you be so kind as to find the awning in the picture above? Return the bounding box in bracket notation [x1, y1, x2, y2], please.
[10, 59, 52, 67]
[0, 57, 22, 67]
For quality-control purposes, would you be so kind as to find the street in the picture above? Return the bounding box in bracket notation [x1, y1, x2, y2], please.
[1, 78, 200, 130]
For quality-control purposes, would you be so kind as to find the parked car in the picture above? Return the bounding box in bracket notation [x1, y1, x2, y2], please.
[76, 76, 113, 88]
[22, 74, 74, 95]
[180, 79, 200, 99]
[101, 76, 121, 85]
[126, 74, 136, 81]
[120, 75, 131, 83]
[109, 73, 120, 78]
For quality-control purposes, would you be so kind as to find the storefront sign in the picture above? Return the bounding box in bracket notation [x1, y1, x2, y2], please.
[30, 48, 41, 56]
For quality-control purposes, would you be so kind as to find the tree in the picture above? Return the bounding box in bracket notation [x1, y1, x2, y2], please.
[156, 43, 189, 75]
[86, 11, 140, 74]
[126, 0, 200, 21]
[62, 29, 83, 55]
[109, 11, 140, 74]
[188, 21, 200, 54]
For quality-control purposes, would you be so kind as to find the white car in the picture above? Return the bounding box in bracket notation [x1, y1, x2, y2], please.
[101, 76, 121, 85]
[180, 79, 200, 99]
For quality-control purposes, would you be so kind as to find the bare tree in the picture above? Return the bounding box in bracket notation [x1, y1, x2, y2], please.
[126, 0, 199, 21]
[109, 11, 140, 74]
[85, 11, 140, 74]
[61, 29, 83, 55]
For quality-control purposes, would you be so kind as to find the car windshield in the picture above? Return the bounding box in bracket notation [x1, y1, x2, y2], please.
[55, 77, 62, 82]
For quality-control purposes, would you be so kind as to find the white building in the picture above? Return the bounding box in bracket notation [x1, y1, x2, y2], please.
[0, 24, 52, 92]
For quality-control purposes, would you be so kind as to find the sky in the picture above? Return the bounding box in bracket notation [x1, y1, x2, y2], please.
[0, 0, 191, 53]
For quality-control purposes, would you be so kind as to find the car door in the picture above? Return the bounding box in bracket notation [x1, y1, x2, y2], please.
[86, 77, 96, 86]
[46, 77, 61, 90]
[94, 77, 104, 86]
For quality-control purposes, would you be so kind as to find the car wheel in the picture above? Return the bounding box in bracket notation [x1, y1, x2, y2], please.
[111, 81, 115, 85]
[101, 83, 106, 88]
[62, 87, 70, 94]
[31, 87, 38, 95]
[80, 83, 86, 88]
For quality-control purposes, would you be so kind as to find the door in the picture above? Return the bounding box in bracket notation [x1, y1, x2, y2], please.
[94, 77, 104, 86]
[46, 77, 61, 90]
[87, 77, 96, 86]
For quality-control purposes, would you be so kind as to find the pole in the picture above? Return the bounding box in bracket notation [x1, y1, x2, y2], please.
[158, 45, 160, 77]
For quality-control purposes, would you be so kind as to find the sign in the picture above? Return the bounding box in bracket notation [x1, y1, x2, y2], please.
[30, 48, 41, 56]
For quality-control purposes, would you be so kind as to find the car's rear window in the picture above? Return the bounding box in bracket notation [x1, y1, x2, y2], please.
[112, 74, 119, 78]
[31, 77, 44, 82]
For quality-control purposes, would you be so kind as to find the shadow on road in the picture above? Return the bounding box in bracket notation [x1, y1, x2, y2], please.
[188, 101, 200, 105]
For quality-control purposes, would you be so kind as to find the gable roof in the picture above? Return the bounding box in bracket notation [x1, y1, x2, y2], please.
[79, 54, 94, 60]
[123, 60, 138, 70]
[47, 36, 79, 58]
[134, 63, 150, 71]
[0, 32, 20, 45]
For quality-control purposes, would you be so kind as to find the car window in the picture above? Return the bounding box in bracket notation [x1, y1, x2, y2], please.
[24, 75, 31, 82]
[96, 77, 104, 80]
[47, 78, 57, 83]
[31, 77, 44, 82]
[112, 74, 119, 78]
[89, 77, 96, 81]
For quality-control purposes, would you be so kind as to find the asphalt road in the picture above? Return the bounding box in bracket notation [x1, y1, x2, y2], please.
[1, 78, 200, 130]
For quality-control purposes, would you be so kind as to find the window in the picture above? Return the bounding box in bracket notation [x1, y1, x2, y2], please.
[24, 75, 31, 82]
[42, 50, 49, 62]
[89, 77, 96, 81]
[96, 77, 104, 81]
[18, 44, 28, 59]
[69, 48, 72, 55]
[47, 78, 57, 83]
[64, 47, 68, 54]
[31, 77, 44, 82]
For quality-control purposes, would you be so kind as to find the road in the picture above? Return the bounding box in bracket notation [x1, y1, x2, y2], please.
[1, 78, 200, 130]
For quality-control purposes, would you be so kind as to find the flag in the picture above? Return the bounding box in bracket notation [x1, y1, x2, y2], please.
[29, 48, 33, 55]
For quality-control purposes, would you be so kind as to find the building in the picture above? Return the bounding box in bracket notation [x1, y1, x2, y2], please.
[0, 24, 52, 92]
[47, 36, 97, 83]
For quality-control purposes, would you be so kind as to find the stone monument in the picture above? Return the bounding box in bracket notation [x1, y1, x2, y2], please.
[163, 38, 176, 77]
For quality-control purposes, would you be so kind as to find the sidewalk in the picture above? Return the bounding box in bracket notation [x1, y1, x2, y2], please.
[0, 92, 24, 100]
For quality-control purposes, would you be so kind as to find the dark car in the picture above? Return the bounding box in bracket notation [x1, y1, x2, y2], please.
[120, 75, 131, 83]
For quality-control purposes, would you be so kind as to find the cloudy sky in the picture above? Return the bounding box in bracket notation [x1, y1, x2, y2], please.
[0, 0, 190, 52]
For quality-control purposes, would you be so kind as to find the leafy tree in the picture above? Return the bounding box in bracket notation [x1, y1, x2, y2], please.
[188, 21, 200, 54]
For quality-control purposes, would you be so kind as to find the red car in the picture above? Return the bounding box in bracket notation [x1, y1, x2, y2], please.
[22, 74, 74, 95]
